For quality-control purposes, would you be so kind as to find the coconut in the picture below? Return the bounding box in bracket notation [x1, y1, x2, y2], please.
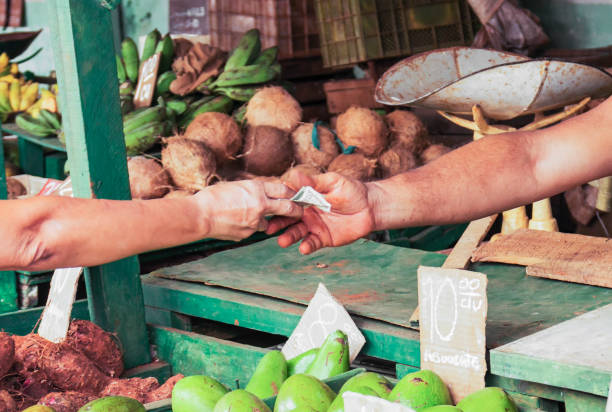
[291, 123, 339, 169]
[184, 112, 242, 166]
[242, 126, 293, 176]
[385, 110, 429, 153]
[162, 136, 217, 191]
[336, 106, 388, 157]
[421, 144, 452, 164]
[127, 156, 170, 200]
[100, 377, 159, 404]
[164, 190, 194, 199]
[65, 319, 123, 378]
[281, 164, 322, 184]
[245, 86, 302, 133]
[6, 178, 26, 199]
[378, 143, 418, 178]
[39, 391, 97, 412]
[145, 374, 185, 403]
[0, 333, 14, 378]
[328, 153, 377, 181]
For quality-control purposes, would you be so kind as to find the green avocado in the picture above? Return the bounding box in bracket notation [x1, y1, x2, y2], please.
[337, 372, 393, 399]
[456, 387, 517, 412]
[23, 407, 57, 412]
[422, 406, 464, 411]
[77, 396, 145, 412]
[273, 374, 336, 412]
[245, 350, 288, 399]
[305, 330, 350, 380]
[171, 375, 229, 412]
[212, 389, 271, 412]
[328, 385, 380, 412]
[387, 370, 452, 411]
[287, 348, 319, 376]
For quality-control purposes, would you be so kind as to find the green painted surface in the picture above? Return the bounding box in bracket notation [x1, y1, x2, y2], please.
[506, 390, 561, 412]
[121, 0, 169, 45]
[0, 137, 17, 314]
[486, 375, 565, 402]
[48, 0, 149, 368]
[0, 299, 89, 335]
[564, 390, 607, 412]
[44, 152, 67, 180]
[3, 124, 66, 152]
[395, 363, 419, 379]
[123, 361, 172, 382]
[145, 306, 192, 331]
[17, 137, 45, 177]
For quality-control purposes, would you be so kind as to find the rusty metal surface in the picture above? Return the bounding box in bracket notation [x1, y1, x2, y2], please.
[375, 47, 612, 120]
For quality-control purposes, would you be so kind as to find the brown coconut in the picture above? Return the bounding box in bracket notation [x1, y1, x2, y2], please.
[281, 164, 322, 184]
[328, 153, 377, 181]
[162, 137, 217, 191]
[0, 390, 15, 412]
[242, 126, 293, 176]
[0, 333, 14, 378]
[378, 143, 418, 178]
[421, 144, 452, 164]
[164, 189, 194, 198]
[291, 123, 339, 169]
[336, 106, 388, 157]
[100, 377, 159, 404]
[245, 86, 302, 133]
[128, 156, 170, 200]
[6, 178, 25, 199]
[184, 112, 242, 166]
[145, 374, 185, 403]
[39, 391, 96, 412]
[65, 320, 123, 378]
[385, 110, 429, 153]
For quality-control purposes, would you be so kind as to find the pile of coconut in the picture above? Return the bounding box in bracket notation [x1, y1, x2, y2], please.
[126, 86, 454, 200]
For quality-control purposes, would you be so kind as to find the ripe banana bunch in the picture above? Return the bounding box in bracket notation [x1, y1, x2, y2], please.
[16, 109, 62, 138]
[123, 105, 168, 155]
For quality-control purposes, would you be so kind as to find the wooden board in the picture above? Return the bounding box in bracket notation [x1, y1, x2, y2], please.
[472, 229, 612, 288]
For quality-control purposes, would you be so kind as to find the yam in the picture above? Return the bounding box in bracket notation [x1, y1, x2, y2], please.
[242, 126, 293, 176]
[39, 391, 96, 412]
[291, 123, 339, 169]
[0, 390, 15, 412]
[184, 112, 242, 166]
[281, 165, 322, 184]
[385, 110, 429, 154]
[378, 143, 418, 178]
[127, 156, 170, 200]
[65, 320, 123, 378]
[20, 370, 54, 400]
[145, 374, 185, 403]
[100, 377, 159, 404]
[421, 144, 452, 164]
[162, 137, 217, 191]
[245, 86, 302, 133]
[336, 106, 388, 157]
[328, 153, 377, 181]
[0, 333, 14, 378]
[6, 178, 26, 199]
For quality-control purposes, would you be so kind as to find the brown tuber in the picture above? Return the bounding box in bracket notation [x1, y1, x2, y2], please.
[145, 374, 185, 403]
[128, 156, 170, 200]
[0, 333, 14, 378]
[100, 377, 159, 404]
[336, 106, 388, 157]
[385, 110, 429, 154]
[242, 126, 293, 176]
[39, 391, 96, 412]
[291, 123, 339, 169]
[421, 144, 452, 164]
[65, 319, 123, 378]
[0, 390, 15, 412]
[162, 136, 217, 191]
[378, 143, 418, 178]
[184, 112, 242, 166]
[245, 86, 302, 133]
[328, 153, 377, 181]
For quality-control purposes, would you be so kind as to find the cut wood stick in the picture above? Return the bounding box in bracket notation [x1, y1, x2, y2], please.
[38, 267, 83, 342]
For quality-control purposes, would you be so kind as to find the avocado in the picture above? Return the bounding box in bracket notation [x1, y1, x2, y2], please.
[387, 370, 452, 411]
[305, 330, 350, 380]
[456, 387, 517, 412]
[77, 396, 145, 412]
[171, 375, 229, 412]
[287, 348, 319, 376]
[336, 371, 393, 399]
[213, 389, 271, 412]
[328, 385, 380, 412]
[273, 374, 336, 412]
[245, 350, 288, 399]
[422, 406, 464, 411]
[22, 407, 57, 412]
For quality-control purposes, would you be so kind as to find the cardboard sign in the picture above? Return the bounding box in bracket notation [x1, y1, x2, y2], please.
[133, 53, 161, 109]
[282, 283, 365, 362]
[418, 266, 488, 402]
[38, 267, 83, 343]
[170, 0, 209, 35]
[343, 392, 415, 412]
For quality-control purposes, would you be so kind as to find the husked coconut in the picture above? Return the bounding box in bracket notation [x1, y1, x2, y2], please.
[291, 123, 339, 169]
[378, 143, 418, 178]
[421, 144, 452, 164]
[162, 136, 217, 191]
[184, 112, 242, 166]
[281, 164, 322, 183]
[127, 156, 171, 199]
[385, 110, 429, 153]
[242, 126, 293, 176]
[337, 106, 388, 157]
[245, 86, 302, 133]
[328, 153, 377, 181]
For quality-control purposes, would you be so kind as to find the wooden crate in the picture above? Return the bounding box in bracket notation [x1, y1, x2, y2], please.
[323, 77, 383, 114]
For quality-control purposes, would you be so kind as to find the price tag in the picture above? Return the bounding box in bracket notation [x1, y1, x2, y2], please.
[282, 283, 365, 362]
[606, 377, 612, 412]
[418, 266, 488, 403]
[38, 267, 83, 343]
[133, 53, 161, 109]
[343, 392, 416, 412]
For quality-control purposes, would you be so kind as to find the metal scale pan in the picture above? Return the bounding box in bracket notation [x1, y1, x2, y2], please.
[375, 47, 612, 120]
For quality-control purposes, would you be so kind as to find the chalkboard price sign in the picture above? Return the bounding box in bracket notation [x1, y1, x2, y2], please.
[170, 0, 209, 35]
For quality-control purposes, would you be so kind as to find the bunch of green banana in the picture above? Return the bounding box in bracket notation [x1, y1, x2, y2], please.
[178, 95, 234, 128]
[16, 110, 62, 138]
[123, 105, 167, 155]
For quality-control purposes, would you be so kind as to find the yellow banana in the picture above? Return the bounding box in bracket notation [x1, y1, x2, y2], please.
[40, 89, 58, 113]
[19, 82, 39, 111]
[0, 53, 9, 72]
[27, 98, 43, 118]
[0, 74, 18, 83]
[51, 84, 58, 95]
[9, 81, 20, 112]
[0, 82, 10, 113]
[10, 63, 18, 75]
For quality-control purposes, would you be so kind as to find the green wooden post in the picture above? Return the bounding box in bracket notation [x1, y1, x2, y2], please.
[47, 0, 150, 367]
[0, 137, 18, 313]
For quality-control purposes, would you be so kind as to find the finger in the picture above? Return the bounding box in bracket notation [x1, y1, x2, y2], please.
[257, 218, 269, 232]
[263, 181, 296, 199]
[311, 172, 345, 194]
[266, 216, 299, 234]
[299, 233, 324, 255]
[277, 222, 309, 248]
[281, 170, 315, 191]
[265, 198, 303, 218]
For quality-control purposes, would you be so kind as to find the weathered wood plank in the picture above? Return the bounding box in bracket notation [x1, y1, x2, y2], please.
[564, 390, 607, 412]
[124, 361, 172, 382]
[0, 299, 89, 335]
[486, 375, 565, 402]
[506, 390, 561, 412]
[48, 0, 149, 368]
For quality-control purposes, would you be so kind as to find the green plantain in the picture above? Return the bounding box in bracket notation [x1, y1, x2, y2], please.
[252, 46, 279, 67]
[211, 65, 276, 88]
[121, 37, 140, 83]
[116, 55, 127, 83]
[155, 34, 174, 73]
[141, 29, 161, 62]
[123, 105, 166, 134]
[179, 96, 233, 128]
[224, 28, 261, 71]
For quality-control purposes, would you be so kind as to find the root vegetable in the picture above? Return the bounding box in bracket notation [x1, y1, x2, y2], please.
[281, 165, 322, 184]
[100, 377, 159, 404]
[328, 153, 377, 181]
[162, 137, 217, 191]
[184, 112, 242, 166]
[145, 374, 185, 403]
[164, 190, 194, 198]
[20, 371, 55, 400]
[385, 110, 429, 153]
[337, 106, 388, 157]
[39, 391, 96, 412]
[378, 143, 418, 178]
[421, 144, 452, 164]
[65, 320, 123, 378]
[0, 390, 15, 412]
[291, 123, 339, 169]
[127, 156, 170, 200]
[245, 86, 302, 133]
[242, 126, 293, 176]
[6, 178, 26, 199]
[0, 333, 14, 378]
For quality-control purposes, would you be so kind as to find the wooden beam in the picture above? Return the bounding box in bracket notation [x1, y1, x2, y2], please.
[0, 135, 17, 313]
[47, 0, 149, 367]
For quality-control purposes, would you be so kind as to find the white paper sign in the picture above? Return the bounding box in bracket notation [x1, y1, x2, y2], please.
[282, 283, 365, 362]
[606, 377, 612, 412]
[343, 392, 416, 412]
[38, 267, 83, 343]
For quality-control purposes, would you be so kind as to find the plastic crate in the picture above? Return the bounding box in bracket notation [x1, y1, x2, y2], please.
[208, 0, 320, 60]
[315, 0, 478, 67]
